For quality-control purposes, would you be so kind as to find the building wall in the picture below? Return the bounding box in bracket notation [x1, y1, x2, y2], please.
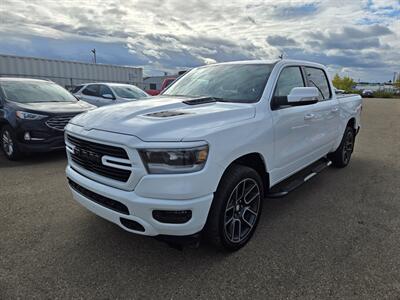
[0, 54, 143, 90]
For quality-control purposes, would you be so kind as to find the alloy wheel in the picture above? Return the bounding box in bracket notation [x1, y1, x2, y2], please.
[342, 131, 354, 164]
[2, 130, 14, 156]
[223, 178, 261, 243]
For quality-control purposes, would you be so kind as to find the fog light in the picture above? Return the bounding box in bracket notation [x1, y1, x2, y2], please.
[24, 131, 45, 141]
[153, 210, 192, 224]
[24, 132, 31, 141]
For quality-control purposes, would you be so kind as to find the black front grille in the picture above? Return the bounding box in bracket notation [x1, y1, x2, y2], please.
[46, 114, 77, 131]
[68, 178, 129, 215]
[67, 135, 131, 182]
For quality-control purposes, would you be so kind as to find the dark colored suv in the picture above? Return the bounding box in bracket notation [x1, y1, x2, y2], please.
[0, 78, 94, 160]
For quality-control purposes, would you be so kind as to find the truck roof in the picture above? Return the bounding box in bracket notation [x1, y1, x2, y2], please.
[203, 59, 326, 69]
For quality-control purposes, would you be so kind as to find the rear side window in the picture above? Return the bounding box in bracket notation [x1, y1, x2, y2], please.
[304, 67, 331, 100]
[99, 85, 113, 97]
[71, 85, 83, 93]
[274, 67, 305, 97]
[82, 85, 99, 96]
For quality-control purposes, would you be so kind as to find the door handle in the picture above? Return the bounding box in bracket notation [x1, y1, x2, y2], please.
[331, 107, 339, 113]
[304, 113, 315, 120]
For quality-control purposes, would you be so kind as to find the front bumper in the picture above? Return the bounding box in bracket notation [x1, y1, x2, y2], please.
[66, 166, 214, 236]
[15, 119, 65, 153]
[17, 135, 65, 153]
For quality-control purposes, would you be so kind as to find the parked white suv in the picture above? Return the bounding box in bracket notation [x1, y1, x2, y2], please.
[65, 60, 362, 251]
[73, 83, 149, 107]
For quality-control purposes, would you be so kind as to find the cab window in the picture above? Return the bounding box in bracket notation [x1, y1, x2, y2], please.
[274, 67, 305, 97]
[304, 67, 332, 100]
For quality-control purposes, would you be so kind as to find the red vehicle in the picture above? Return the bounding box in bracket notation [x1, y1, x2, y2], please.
[146, 78, 176, 96]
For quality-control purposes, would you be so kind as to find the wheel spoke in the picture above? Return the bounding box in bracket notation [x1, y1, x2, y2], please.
[230, 219, 236, 241]
[233, 219, 242, 242]
[244, 192, 259, 205]
[241, 212, 253, 229]
[246, 207, 258, 217]
[225, 215, 234, 226]
[238, 181, 246, 201]
[244, 183, 256, 199]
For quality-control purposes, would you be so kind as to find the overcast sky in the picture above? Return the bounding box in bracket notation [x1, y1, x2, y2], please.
[0, 0, 399, 81]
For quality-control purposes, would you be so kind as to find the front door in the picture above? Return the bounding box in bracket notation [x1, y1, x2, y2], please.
[270, 66, 318, 183]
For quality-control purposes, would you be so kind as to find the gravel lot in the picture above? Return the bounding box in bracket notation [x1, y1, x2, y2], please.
[1, 98, 399, 299]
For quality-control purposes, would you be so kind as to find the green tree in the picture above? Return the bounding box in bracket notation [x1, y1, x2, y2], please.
[394, 79, 400, 89]
[332, 73, 356, 92]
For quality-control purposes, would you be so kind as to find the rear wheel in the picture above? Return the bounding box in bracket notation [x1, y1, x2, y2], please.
[1, 125, 22, 160]
[328, 126, 355, 168]
[204, 165, 264, 251]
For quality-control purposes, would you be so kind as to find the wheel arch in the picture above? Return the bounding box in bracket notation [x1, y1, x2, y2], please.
[0, 119, 11, 130]
[220, 152, 270, 191]
[347, 117, 356, 130]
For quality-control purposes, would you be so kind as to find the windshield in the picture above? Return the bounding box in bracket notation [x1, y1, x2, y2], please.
[163, 64, 274, 103]
[112, 85, 148, 99]
[0, 81, 77, 103]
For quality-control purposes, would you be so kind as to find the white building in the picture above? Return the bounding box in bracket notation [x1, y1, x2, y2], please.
[0, 54, 143, 90]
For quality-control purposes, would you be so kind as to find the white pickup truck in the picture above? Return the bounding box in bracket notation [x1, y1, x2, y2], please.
[65, 59, 362, 251]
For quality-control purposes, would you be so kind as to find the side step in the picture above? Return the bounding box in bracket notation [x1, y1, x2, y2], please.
[266, 158, 332, 198]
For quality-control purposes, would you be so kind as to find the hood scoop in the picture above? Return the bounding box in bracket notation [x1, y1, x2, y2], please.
[144, 110, 191, 118]
[183, 97, 218, 105]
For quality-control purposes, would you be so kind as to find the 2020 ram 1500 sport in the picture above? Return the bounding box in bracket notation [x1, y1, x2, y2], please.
[65, 60, 362, 251]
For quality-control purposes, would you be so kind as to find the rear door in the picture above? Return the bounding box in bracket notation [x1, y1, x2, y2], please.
[303, 67, 339, 155]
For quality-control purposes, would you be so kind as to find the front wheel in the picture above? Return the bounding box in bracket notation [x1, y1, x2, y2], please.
[1, 125, 22, 160]
[328, 126, 355, 168]
[204, 165, 264, 251]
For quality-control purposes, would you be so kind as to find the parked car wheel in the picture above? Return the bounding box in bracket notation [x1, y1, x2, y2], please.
[204, 164, 264, 251]
[328, 126, 355, 168]
[1, 125, 22, 160]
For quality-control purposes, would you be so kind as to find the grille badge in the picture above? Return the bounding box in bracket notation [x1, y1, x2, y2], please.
[74, 147, 102, 164]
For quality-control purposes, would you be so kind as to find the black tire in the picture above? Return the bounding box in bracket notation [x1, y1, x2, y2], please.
[328, 126, 355, 168]
[204, 164, 264, 251]
[1, 125, 22, 160]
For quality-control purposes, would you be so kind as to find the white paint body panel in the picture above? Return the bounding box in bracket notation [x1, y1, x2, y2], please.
[65, 59, 362, 236]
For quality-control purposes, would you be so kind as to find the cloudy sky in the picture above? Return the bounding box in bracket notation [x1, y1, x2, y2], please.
[0, 0, 399, 81]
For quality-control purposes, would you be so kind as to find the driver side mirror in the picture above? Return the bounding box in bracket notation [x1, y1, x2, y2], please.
[102, 94, 115, 100]
[272, 87, 319, 109]
[287, 87, 319, 104]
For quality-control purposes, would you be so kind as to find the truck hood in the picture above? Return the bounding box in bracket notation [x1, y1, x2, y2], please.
[14, 100, 94, 114]
[69, 96, 256, 141]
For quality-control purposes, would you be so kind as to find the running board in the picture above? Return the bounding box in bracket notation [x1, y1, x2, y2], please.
[266, 158, 332, 198]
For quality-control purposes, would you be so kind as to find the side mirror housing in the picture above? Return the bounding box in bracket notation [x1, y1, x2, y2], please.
[102, 94, 115, 100]
[287, 87, 319, 104]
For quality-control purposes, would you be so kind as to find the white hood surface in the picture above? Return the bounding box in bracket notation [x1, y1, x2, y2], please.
[69, 96, 256, 141]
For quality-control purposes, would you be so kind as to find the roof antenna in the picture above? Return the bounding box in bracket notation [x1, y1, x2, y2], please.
[279, 53, 284, 60]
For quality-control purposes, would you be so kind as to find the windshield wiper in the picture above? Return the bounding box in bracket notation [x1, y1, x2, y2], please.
[182, 96, 232, 105]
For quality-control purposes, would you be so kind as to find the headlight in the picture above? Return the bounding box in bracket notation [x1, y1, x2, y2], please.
[139, 145, 209, 174]
[16, 111, 48, 120]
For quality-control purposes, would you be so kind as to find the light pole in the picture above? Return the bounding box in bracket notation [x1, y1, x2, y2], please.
[91, 49, 97, 64]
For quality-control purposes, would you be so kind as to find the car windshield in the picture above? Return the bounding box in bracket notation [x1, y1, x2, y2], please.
[0, 81, 77, 103]
[163, 64, 274, 103]
[112, 85, 148, 99]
